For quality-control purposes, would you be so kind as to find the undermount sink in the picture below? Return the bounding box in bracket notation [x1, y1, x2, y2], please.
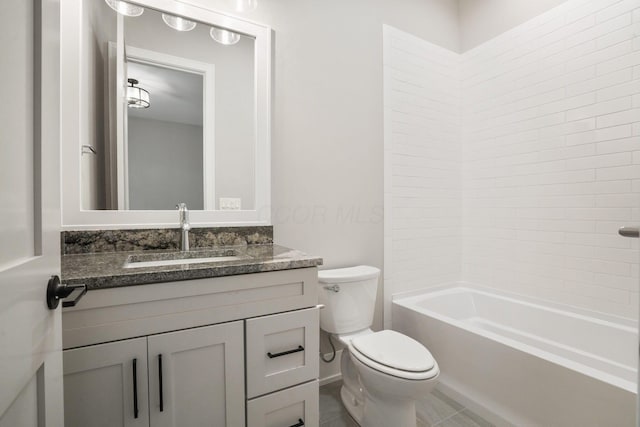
[123, 249, 249, 269]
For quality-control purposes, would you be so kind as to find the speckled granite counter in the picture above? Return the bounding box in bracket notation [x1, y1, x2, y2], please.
[62, 244, 323, 290]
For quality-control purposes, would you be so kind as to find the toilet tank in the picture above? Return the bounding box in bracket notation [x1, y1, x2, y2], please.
[318, 266, 380, 334]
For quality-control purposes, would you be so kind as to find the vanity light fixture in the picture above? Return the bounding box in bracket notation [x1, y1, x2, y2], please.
[210, 27, 241, 45]
[126, 78, 150, 109]
[234, 0, 258, 12]
[104, 0, 144, 17]
[162, 13, 197, 31]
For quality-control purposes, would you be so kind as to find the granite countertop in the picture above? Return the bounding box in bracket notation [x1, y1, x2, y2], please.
[62, 244, 323, 290]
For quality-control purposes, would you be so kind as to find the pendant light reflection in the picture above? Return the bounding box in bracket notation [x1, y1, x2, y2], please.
[104, 0, 144, 17]
[127, 79, 150, 109]
[210, 27, 241, 45]
[162, 13, 197, 31]
[234, 0, 258, 12]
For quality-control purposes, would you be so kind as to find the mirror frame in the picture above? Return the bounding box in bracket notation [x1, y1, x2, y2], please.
[61, 0, 271, 229]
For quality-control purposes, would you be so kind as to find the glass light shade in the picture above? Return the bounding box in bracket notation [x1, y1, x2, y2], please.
[104, 0, 144, 17]
[126, 79, 150, 109]
[234, 0, 258, 12]
[162, 13, 197, 31]
[210, 28, 241, 45]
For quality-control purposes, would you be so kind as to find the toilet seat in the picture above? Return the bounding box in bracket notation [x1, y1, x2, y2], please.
[348, 330, 438, 381]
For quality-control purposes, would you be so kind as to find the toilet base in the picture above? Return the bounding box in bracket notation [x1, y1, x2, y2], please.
[338, 347, 428, 427]
[340, 384, 364, 425]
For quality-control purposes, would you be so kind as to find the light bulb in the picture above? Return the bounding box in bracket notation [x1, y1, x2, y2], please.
[104, 0, 144, 17]
[162, 14, 197, 31]
[210, 28, 241, 45]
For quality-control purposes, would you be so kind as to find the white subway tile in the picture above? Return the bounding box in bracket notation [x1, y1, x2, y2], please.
[566, 96, 632, 122]
[596, 19, 637, 50]
[597, 193, 640, 207]
[597, 79, 640, 102]
[596, 0, 640, 23]
[596, 136, 640, 154]
[597, 50, 640, 75]
[596, 164, 640, 180]
[597, 108, 640, 128]
[567, 152, 633, 170]
[566, 0, 621, 23]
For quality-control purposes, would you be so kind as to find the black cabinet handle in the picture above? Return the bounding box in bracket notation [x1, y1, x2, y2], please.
[132, 359, 138, 419]
[158, 354, 164, 412]
[46, 275, 87, 309]
[267, 345, 304, 359]
[289, 419, 304, 427]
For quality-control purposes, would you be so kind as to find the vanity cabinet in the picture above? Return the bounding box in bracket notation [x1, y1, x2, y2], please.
[62, 268, 320, 427]
[63, 337, 149, 427]
[63, 322, 244, 427]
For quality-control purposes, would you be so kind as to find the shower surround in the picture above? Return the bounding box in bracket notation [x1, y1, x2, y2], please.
[384, 0, 640, 325]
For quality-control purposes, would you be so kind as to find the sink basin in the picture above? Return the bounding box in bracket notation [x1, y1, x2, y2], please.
[123, 249, 249, 269]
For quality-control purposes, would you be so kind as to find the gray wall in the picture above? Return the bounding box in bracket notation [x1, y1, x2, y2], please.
[458, 0, 569, 51]
[179, 0, 461, 338]
[128, 116, 204, 210]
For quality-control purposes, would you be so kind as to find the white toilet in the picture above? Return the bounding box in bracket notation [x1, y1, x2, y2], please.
[318, 265, 439, 427]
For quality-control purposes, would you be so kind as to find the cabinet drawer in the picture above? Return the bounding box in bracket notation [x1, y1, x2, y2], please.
[246, 307, 319, 398]
[247, 380, 319, 427]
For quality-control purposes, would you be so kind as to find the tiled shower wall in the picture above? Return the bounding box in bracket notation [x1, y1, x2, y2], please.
[383, 26, 462, 328]
[384, 0, 640, 321]
[461, 0, 640, 318]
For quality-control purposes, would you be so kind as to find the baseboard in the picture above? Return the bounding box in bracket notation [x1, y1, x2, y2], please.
[319, 373, 342, 386]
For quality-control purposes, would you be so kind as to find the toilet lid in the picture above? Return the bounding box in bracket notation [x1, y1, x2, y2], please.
[350, 330, 435, 373]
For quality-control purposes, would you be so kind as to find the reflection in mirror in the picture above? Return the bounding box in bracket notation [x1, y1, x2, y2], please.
[81, 0, 256, 211]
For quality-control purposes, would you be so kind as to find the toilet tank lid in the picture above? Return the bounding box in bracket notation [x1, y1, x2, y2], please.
[318, 265, 380, 283]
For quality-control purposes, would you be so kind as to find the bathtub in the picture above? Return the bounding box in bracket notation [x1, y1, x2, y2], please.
[392, 285, 637, 427]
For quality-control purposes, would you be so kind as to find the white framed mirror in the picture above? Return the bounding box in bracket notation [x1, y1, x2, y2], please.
[61, 0, 271, 229]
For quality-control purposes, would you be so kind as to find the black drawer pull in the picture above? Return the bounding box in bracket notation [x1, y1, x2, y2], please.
[289, 419, 304, 427]
[267, 345, 304, 359]
[158, 354, 164, 412]
[132, 358, 139, 418]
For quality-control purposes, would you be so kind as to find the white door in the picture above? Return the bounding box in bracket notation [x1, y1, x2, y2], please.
[147, 321, 245, 427]
[0, 0, 62, 425]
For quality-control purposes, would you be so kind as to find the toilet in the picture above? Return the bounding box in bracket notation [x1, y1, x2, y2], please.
[318, 266, 439, 427]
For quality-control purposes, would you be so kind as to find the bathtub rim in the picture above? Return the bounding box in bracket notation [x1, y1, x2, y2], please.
[392, 282, 638, 394]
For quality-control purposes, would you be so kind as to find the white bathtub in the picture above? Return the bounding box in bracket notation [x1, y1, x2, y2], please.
[392, 285, 637, 427]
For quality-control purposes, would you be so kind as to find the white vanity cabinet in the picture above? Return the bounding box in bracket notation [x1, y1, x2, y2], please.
[63, 337, 149, 427]
[63, 321, 244, 427]
[62, 268, 320, 427]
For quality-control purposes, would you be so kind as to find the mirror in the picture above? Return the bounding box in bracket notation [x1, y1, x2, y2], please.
[61, 0, 271, 227]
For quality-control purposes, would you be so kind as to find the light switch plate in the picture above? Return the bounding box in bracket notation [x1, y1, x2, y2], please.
[219, 198, 241, 210]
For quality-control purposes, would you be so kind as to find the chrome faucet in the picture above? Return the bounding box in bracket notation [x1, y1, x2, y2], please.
[176, 203, 190, 251]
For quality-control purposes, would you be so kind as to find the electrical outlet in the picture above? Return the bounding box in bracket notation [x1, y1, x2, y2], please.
[219, 198, 241, 210]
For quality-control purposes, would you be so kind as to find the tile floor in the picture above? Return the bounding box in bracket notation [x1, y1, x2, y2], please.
[319, 381, 495, 427]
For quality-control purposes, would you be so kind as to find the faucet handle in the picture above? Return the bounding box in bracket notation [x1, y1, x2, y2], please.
[176, 203, 187, 211]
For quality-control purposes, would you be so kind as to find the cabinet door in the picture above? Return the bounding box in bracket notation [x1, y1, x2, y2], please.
[247, 380, 319, 427]
[148, 321, 244, 427]
[63, 337, 149, 427]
